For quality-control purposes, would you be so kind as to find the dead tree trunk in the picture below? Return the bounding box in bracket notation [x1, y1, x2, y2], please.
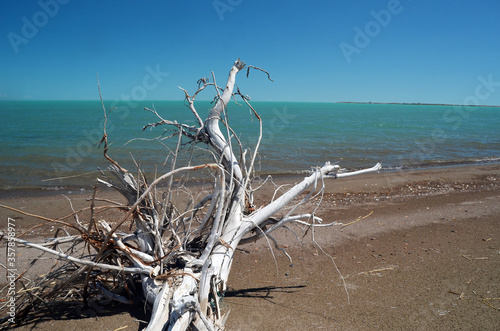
[0, 59, 381, 330]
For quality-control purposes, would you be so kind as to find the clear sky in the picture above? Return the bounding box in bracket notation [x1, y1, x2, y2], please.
[1, 0, 500, 105]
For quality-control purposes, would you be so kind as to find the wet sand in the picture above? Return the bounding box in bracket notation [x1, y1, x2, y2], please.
[1, 164, 499, 330]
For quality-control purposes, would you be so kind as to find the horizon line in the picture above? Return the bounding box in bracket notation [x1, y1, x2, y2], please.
[1, 99, 499, 108]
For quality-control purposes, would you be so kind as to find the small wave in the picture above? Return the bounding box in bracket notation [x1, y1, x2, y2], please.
[382, 156, 500, 171]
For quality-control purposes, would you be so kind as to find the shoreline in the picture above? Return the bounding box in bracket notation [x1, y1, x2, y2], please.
[1, 161, 499, 199]
[1, 163, 498, 242]
[1, 162, 499, 242]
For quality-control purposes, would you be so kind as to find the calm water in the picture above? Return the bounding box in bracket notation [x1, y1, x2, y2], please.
[1, 100, 499, 189]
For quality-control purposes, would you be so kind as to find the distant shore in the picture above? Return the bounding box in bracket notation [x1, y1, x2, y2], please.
[336, 101, 500, 107]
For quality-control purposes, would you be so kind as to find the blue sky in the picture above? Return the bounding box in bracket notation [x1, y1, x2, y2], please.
[1, 0, 499, 105]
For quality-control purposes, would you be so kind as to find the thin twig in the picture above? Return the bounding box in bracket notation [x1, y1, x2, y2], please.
[0, 205, 83, 233]
[341, 211, 374, 228]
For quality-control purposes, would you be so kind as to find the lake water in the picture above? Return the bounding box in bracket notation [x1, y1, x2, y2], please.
[1, 100, 499, 189]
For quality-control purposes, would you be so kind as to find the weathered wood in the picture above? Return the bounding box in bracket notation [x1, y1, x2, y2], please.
[0, 60, 381, 330]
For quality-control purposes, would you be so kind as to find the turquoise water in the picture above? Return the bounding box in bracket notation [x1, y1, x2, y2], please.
[1, 100, 499, 189]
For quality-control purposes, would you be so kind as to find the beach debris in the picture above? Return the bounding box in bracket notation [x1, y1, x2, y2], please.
[341, 211, 374, 228]
[461, 254, 488, 260]
[358, 265, 397, 275]
[448, 290, 466, 300]
[436, 309, 450, 316]
[0, 60, 382, 331]
[480, 297, 500, 310]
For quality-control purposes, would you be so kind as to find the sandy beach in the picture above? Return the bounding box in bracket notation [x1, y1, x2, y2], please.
[1, 164, 499, 330]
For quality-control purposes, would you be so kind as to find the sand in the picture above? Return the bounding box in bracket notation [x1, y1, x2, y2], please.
[1, 164, 499, 330]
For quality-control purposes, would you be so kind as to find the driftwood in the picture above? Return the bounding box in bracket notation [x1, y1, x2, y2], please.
[0, 59, 381, 330]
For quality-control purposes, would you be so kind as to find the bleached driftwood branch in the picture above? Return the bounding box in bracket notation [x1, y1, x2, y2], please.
[0, 59, 381, 330]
